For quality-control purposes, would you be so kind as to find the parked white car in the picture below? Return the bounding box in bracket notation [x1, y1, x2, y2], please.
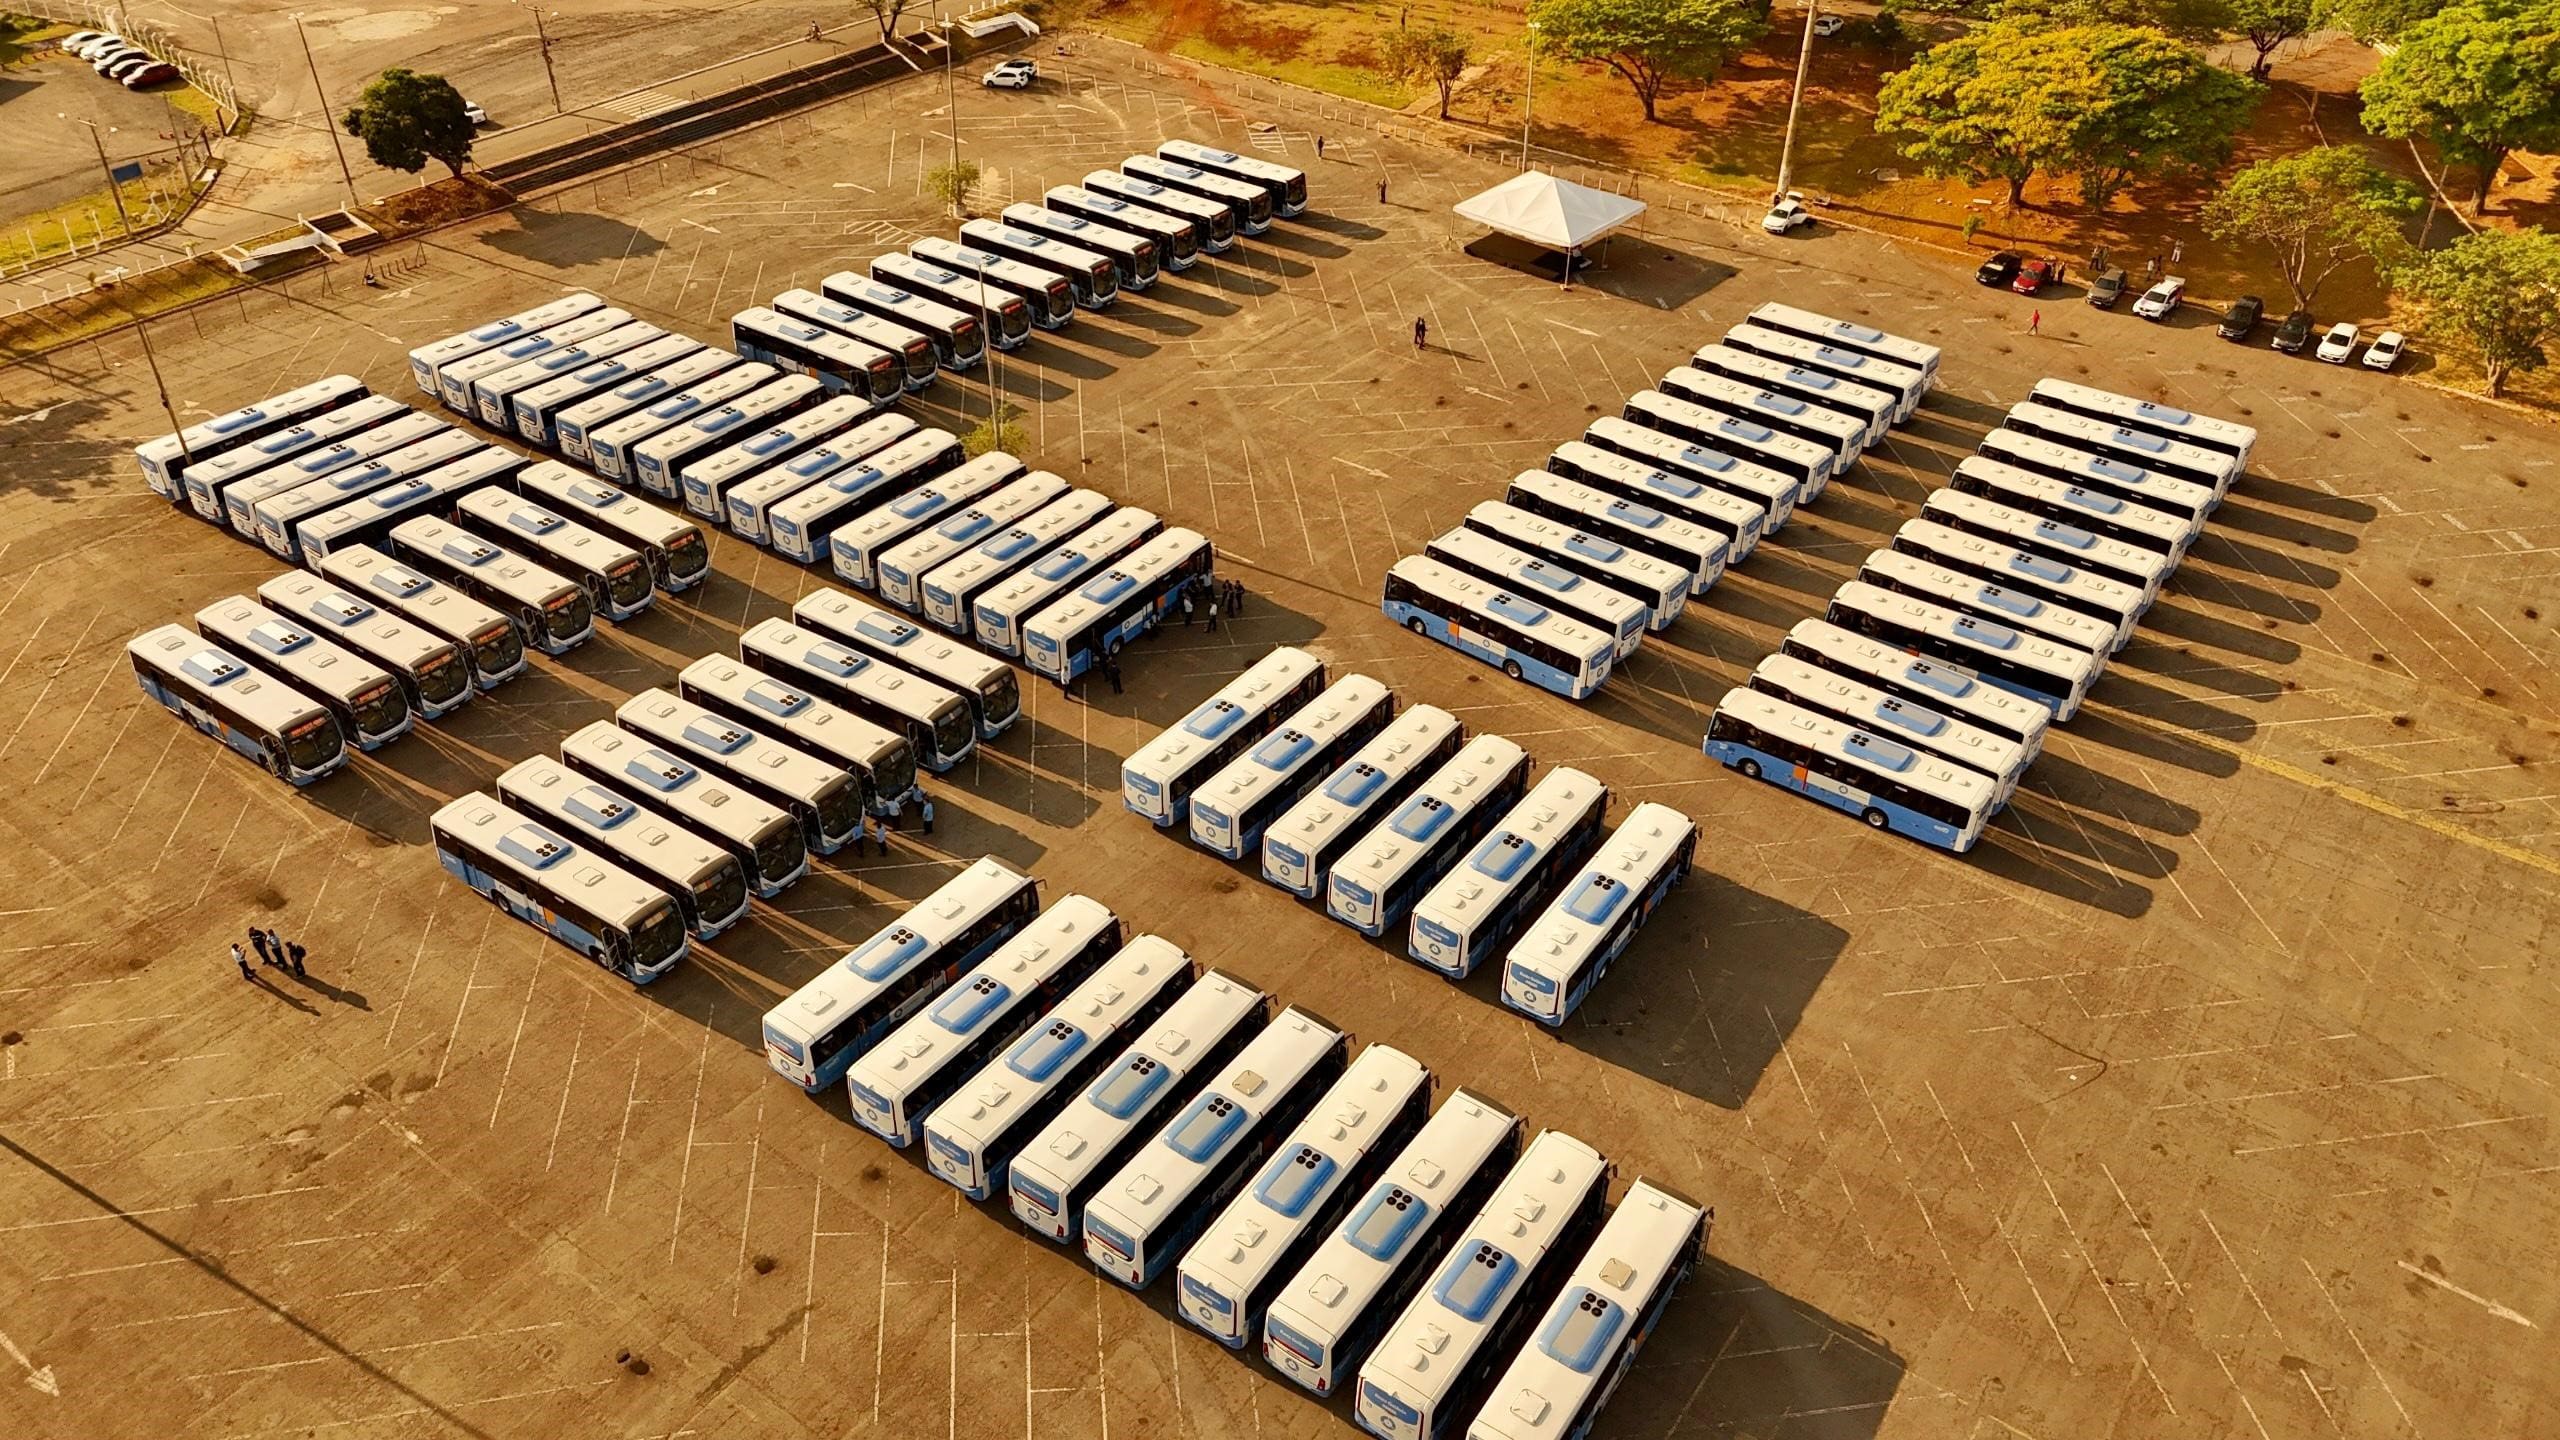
[1761, 196, 1812, 234]
[2315, 322, 2360, 363]
[2362, 329, 2406, 371]
[2132, 276, 2185, 319]
[982, 59, 1037, 89]
[1812, 15, 1847, 36]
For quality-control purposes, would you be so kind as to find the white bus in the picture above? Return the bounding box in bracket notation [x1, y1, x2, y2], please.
[1123, 646, 1329, 828]
[1948, 455, 2196, 562]
[1545, 439, 1767, 573]
[1979, 425, 2223, 521]
[1354, 1130, 1612, 1440]
[582, 362, 780, 482]
[819, 270, 988, 371]
[127, 625, 346, 786]
[1687, 342, 1894, 450]
[919, 488, 1115, 635]
[1623, 389, 1833, 506]
[429, 794, 689, 984]
[1045, 184, 1199, 269]
[767, 429, 967, 566]
[313, 544, 527, 690]
[511, 461, 712, 593]
[829, 451, 1029, 588]
[1263, 706, 1465, 899]
[468, 319, 666, 429]
[1187, 674, 1397, 861]
[1660, 364, 1870, 468]
[762, 855, 1041, 1093]
[1009, 970, 1271, 1245]
[1504, 471, 1729, 596]
[1424, 527, 1650, 656]
[1578, 415, 1794, 536]
[1083, 167, 1236, 253]
[454, 488, 655, 622]
[509, 334, 703, 448]
[794, 586, 1023, 741]
[2000, 403, 2239, 502]
[1263, 1090, 1524, 1397]
[1777, 618, 2053, 753]
[679, 654, 919, 819]
[289, 444, 528, 565]
[739, 618, 978, 773]
[1722, 320, 1926, 422]
[433, 307, 633, 411]
[1705, 688, 1999, 854]
[674, 391, 883, 522]
[1084, 1008, 1350, 1288]
[1126, 152, 1272, 234]
[1000, 202, 1158, 291]
[719, 412, 918, 543]
[913, 236, 1078, 329]
[876, 472, 1070, 612]
[1023, 528, 1217, 686]
[771, 288, 938, 392]
[180, 392, 411, 524]
[1175, 1044, 1433, 1348]
[923, 937, 1200, 1200]
[1750, 654, 2030, 807]
[1744, 302, 1941, 397]
[616, 688, 863, 856]
[1857, 548, 2118, 663]
[868, 252, 1034, 350]
[495, 755, 753, 941]
[193, 594, 412, 751]
[1461, 1181, 1709, 1440]
[255, 570, 476, 720]
[1500, 803, 1697, 1026]
[1328, 735, 1534, 938]
[388, 515, 594, 656]
[1406, 767, 1610, 980]
[553, 348, 744, 465]
[1892, 518, 2147, 652]
[2028, 377, 2256, 469]
[845, 895, 1124, 1146]
[1921, 488, 2173, 603]
[559, 720, 807, 897]
[137, 374, 371, 505]
[960, 218, 1118, 308]
[730, 305, 904, 402]
[1383, 559, 1617, 702]
[1159, 138, 1308, 217]
[628, 374, 826, 500]
[1828, 579, 2099, 720]
[972, 507, 1164, 655]
[407, 293, 605, 396]
[220, 409, 453, 538]
[1458, 502, 1691, 626]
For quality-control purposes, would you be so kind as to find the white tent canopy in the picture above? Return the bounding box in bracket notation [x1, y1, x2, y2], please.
[1451, 170, 1647, 253]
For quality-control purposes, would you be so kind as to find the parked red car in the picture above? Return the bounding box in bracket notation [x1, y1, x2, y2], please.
[2012, 257, 2064, 295]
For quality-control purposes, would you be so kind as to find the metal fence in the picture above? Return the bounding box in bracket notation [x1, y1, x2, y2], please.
[17, 0, 245, 123]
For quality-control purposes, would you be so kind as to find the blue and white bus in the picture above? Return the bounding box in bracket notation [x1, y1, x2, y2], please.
[127, 625, 346, 785]
[924, 936, 1199, 1200]
[1045, 184, 1200, 269]
[2028, 377, 2257, 471]
[762, 855, 1041, 1093]
[193, 595, 414, 751]
[1122, 646, 1329, 829]
[1010, 970, 1271, 1244]
[1461, 1181, 1709, 1440]
[468, 319, 667, 430]
[877, 472, 1071, 612]
[1855, 549, 2117, 669]
[430, 794, 690, 983]
[180, 392, 411, 524]
[1687, 342, 1894, 450]
[1187, 674, 1397, 861]
[1263, 706, 1465, 899]
[766, 430, 968, 566]
[509, 333, 703, 448]
[1424, 525, 1652, 654]
[719, 413, 918, 544]
[1623, 389, 1832, 506]
[628, 374, 826, 500]
[1722, 320, 1926, 422]
[959, 218, 1118, 308]
[1082, 168, 1236, 253]
[290, 444, 529, 565]
[1022, 528, 1217, 686]
[136, 374, 371, 504]
[829, 451, 1030, 588]
[582, 361, 780, 481]
[1084, 1008, 1349, 1288]
[819, 270, 988, 371]
[1405, 767, 1610, 980]
[675, 392, 885, 522]
[1744, 302, 1940, 398]
[845, 895, 1124, 1146]
[1504, 471, 1729, 595]
[1920, 488, 2175, 603]
[1750, 654, 2029, 808]
[1176, 1045, 1433, 1348]
[255, 570, 475, 721]
[730, 305, 904, 402]
[912, 236, 1079, 329]
[1354, 1130, 1612, 1440]
[794, 587, 1023, 741]
[434, 307, 633, 412]
[453, 488, 656, 623]
[1545, 440, 1767, 573]
[1578, 416, 1794, 537]
[740, 618, 978, 773]
[222, 410, 454, 539]
[1979, 426, 2221, 524]
[559, 720, 808, 897]
[512, 461, 713, 593]
[1499, 802, 1697, 1026]
[1704, 687, 1996, 853]
[616, 687, 864, 856]
[1946, 455, 2196, 563]
[999, 203, 1158, 291]
[495, 754, 753, 942]
[407, 293, 606, 396]
[1159, 139, 1308, 217]
[1328, 734, 1534, 938]
[920, 488, 1115, 635]
[1263, 1091, 1523, 1397]
[771, 288, 939, 392]
[1459, 503, 1691, 627]
[1659, 364, 1869, 469]
[1828, 581, 2104, 721]
[1382, 556, 1617, 701]
[387, 514, 594, 657]
[2000, 403, 2239, 503]
[1892, 518, 2147, 652]
[869, 252, 1034, 350]
[1778, 618, 2053, 754]
[1126, 152, 1272, 234]
[553, 348, 744, 465]
[679, 654, 918, 820]
[972, 507, 1164, 656]
[313, 544, 527, 691]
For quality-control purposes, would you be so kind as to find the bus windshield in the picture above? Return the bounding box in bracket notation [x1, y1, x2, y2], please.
[627, 902, 689, 973]
[754, 819, 803, 885]
[473, 623, 523, 680]
[285, 715, 343, 773]
[934, 699, 973, 760]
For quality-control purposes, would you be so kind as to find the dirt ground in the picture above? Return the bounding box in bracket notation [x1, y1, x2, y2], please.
[2, 40, 2558, 1440]
[0, 43, 209, 221]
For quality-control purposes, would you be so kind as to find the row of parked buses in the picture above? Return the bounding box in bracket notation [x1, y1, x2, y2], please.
[1112, 649, 1698, 1028]
[749, 853, 1707, 1440]
[1703, 373, 2258, 853]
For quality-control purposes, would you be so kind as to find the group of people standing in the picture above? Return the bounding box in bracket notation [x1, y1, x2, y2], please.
[231, 925, 306, 981]
[1079, 574, 1251, 697]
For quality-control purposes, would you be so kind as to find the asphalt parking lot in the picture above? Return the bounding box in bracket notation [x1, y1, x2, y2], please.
[1, 41, 2556, 1440]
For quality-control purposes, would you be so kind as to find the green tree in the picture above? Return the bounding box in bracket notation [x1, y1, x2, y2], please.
[927, 159, 981, 217]
[2230, 0, 2315, 79]
[1987, 0, 2233, 41]
[862, 0, 915, 42]
[1875, 20, 2082, 206]
[1528, 0, 1769, 123]
[341, 68, 476, 181]
[2399, 226, 2560, 396]
[2359, 0, 2560, 216]
[2199, 147, 2422, 305]
[2314, 0, 2445, 40]
[1382, 24, 1473, 119]
[2067, 27, 2259, 209]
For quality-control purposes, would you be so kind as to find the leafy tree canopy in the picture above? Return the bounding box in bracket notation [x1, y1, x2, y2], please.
[1528, 0, 1769, 122]
[341, 68, 475, 181]
[2399, 225, 2560, 396]
[2199, 146, 2423, 304]
[2359, 0, 2560, 215]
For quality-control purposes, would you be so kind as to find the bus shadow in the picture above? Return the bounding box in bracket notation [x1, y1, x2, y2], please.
[1187, 260, 1283, 300]
[1099, 298, 1207, 339]
[628, 951, 788, 1053]
[1609, 1256, 1905, 1440]
[612, 590, 769, 661]
[1013, 333, 1119, 382]
[2185, 530, 2342, 590]
[965, 717, 1116, 829]
[2232, 471, 2378, 523]
[2166, 565, 2322, 626]
[1220, 245, 1316, 282]
[1251, 225, 1352, 261]
[2063, 705, 2241, 778]
[1129, 273, 1244, 319]
[1739, 546, 1860, 605]
[2088, 673, 2259, 742]
[2111, 640, 2286, 704]
[1999, 791, 2179, 880]
[1837, 456, 1942, 510]
[1695, 579, 1826, 638]
[1589, 650, 1738, 748]
[2208, 499, 2360, 556]
[2028, 751, 2204, 836]
[1289, 211, 1385, 242]
[1793, 490, 1911, 544]
[1912, 390, 2004, 430]
[1969, 823, 2154, 918]
[1048, 321, 1162, 362]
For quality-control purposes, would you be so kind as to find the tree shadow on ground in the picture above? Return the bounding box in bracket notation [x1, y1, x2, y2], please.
[481, 209, 667, 269]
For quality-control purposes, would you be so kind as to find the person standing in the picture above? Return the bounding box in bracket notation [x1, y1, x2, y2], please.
[2028, 309, 2041, 336]
[262, 927, 286, 967]
[1104, 652, 1122, 694]
[920, 793, 936, 836]
[1315, 135, 1326, 160]
[1413, 316, 1427, 352]
[2170, 238, 2184, 265]
[1378, 176, 1389, 205]
[1205, 594, 1221, 633]
[285, 936, 307, 978]
[1180, 588, 1196, 628]
[249, 926, 275, 968]
[232, 942, 252, 981]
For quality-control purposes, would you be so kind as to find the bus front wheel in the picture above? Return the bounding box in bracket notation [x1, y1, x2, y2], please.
[1503, 660, 1524, 681]
[1406, 617, 1427, 636]
[1862, 807, 1890, 830]
[1737, 759, 1762, 780]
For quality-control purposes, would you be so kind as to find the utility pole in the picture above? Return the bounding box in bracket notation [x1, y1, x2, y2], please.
[519, 2, 562, 113]
[208, 13, 241, 128]
[1773, 1, 1820, 203]
[941, 12, 959, 179]
[292, 13, 361, 207]
[63, 116, 133, 236]
[136, 320, 192, 465]
[1519, 21, 1539, 173]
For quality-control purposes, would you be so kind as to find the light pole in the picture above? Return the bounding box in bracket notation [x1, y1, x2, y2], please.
[63, 115, 133, 236]
[1773, 1, 1820, 203]
[292, 13, 361, 208]
[135, 320, 192, 466]
[208, 13, 240, 127]
[941, 12, 959, 180]
[517, 1, 562, 113]
[1519, 21, 1539, 173]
